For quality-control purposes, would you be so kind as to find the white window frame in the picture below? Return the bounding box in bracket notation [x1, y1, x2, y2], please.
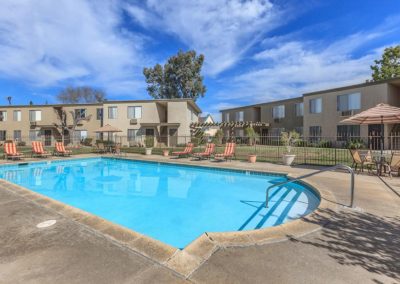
[74, 108, 87, 119]
[0, 111, 7, 122]
[127, 106, 142, 119]
[235, 111, 244, 121]
[295, 103, 304, 117]
[29, 110, 42, 122]
[108, 106, 117, 119]
[272, 105, 285, 119]
[309, 98, 322, 114]
[13, 110, 21, 121]
[337, 93, 361, 111]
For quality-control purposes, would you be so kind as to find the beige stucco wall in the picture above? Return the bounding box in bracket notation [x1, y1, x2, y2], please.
[303, 83, 389, 138]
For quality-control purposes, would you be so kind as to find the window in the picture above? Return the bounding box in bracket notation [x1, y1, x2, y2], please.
[13, 110, 21, 121]
[0, 131, 6, 141]
[127, 106, 142, 119]
[29, 130, 41, 141]
[235, 111, 244, 121]
[0, 111, 7, 121]
[272, 105, 285, 119]
[224, 113, 230, 122]
[14, 130, 21, 141]
[29, 110, 42, 122]
[337, 125, 360, 141]
[295, 103, 304, 117]
[337, 93, 361, 111]
[73, 130, 88, 142]
[96, 108, 103, 120]
[108, 107, 117, 119]
[127, 129, 139, 141]
[74, 109, 87, 119]
[309, 98, 322, 114]
[309, 126, 322, 138]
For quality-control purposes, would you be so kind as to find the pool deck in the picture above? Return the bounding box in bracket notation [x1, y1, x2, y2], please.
[0, 153, 399, 283]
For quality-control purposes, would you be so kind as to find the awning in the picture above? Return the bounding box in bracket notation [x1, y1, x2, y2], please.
[95, 124, 122, 133]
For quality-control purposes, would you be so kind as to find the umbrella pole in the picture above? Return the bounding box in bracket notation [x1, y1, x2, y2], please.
[380, 116, 384, 159]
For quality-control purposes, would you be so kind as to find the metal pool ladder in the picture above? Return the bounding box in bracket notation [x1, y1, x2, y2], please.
[265, 164, 355, 208]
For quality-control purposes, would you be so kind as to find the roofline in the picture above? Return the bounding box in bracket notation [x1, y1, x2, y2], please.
[219, 96, 303, 112]
[0, 98, 202, 113]
[303, 77, 400, 97]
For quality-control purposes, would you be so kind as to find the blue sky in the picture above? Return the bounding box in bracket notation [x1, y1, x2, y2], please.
[0, 0, 399, 120]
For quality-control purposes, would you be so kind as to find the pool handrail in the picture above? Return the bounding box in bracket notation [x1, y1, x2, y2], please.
[265, 164, 355, 208]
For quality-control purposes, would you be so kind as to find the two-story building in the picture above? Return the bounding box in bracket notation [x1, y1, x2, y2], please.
[220, 77, 400, 148]
[0, 99, 201, 147]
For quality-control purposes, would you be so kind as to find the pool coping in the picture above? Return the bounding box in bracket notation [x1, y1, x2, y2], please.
[0, 155, 337, 277]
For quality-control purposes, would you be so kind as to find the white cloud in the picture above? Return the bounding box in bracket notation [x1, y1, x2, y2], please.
[0, 0, 148, 97]
[215, 27, 400, 105]
[125, 0, 286, 76]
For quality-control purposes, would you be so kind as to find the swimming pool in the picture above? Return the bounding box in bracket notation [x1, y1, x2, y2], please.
[0, 157, 320, 248]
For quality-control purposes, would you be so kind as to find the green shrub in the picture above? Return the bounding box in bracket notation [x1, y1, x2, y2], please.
[145, 136, 154, 148]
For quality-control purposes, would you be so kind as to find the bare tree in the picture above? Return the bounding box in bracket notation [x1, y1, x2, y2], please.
[57, 86, 106, 103]
[53, 107, 92, 144]
[6, 96, 11, 105]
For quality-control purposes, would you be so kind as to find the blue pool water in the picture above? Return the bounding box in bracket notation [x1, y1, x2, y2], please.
[0, 158, 320, 248]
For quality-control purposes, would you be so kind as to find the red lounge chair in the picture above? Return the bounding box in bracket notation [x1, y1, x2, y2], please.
[214, 143, 236, 161]
[32, 141, 50, 158]
[193, 143, 215, 160]
[4, 142, 24, 160]
[171, 143, 194, 158]
[54, 142, 72, 156]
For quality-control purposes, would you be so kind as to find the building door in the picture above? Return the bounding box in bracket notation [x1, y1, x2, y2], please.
[44, 129, 52, 146]
[368, 124, 383, 150]
[145, 128, 155, 136]
[169, 128, 178, 147]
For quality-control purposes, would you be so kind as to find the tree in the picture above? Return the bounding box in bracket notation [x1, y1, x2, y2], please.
[245, 127, 260, 145]
[6, 96, 11, 105]
[53, 107, 92, 144]
[57, 86, 106, 104]
[143, 50, 206, 100]
[370, 45, 400, 81]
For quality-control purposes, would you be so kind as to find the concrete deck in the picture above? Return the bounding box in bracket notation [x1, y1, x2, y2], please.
[0, 154, 399, 283]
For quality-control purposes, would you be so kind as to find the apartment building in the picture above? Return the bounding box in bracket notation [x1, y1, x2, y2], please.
[220, 97, 303, 137]
[220, 77, 400, 147]
[0, 99, 200, 147]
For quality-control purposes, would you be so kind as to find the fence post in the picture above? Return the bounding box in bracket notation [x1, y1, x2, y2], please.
[334, 147, 337, 164]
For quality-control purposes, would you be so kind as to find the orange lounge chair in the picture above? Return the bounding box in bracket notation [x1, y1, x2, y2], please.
[54, 142, 72, 156]
[192, 143, 215, 160]
[214, 143, 236, 161]
[32, 141, 50, 158]
[4, 142, 24, 160]
[171, 143, 194, 158]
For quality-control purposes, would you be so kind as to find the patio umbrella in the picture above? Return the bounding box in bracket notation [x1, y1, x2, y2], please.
[340, 103, 400, 156]
[95, 124, 122, 142]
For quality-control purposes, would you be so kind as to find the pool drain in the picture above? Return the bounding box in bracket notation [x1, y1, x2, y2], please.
[36, 219, 57, 228]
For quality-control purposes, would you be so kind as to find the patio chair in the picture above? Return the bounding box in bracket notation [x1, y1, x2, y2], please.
[94, 142, 107, 154]
[192, 143, 215, 160]
[4, 142, 24, 160]
[387, 152, 400, 177]
[349, 149, 374, 173]
[54, 142, 72, 156]
[31, 141, 51, 158]
[112, 143, 126, 156]
[214, 143, 236, 161]
[171, 143, 194, 158]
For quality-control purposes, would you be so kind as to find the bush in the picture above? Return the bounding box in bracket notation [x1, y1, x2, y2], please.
[318, 139, 333, 148]
[82, 138, 93, 146]
[145, 136, 154, 148]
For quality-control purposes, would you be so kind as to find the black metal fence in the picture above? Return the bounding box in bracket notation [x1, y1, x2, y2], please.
[1, 134, 399, 166]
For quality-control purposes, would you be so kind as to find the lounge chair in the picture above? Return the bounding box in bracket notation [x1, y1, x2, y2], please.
[32, 141, 51, 158]
[387, 152, 400, 177]
[4, 142, 24, 160]
[350, 149, 374, 173]
[171, 143, 194, 158]
[112, 143, 125, 156]
[54, 142, 72, 156]
[192, 143, 215, 160]
[214, 143, 236, 161]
